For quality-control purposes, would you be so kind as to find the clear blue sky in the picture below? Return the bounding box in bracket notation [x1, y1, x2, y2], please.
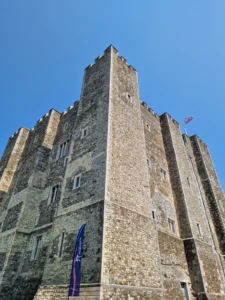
[1, 1, 225, 190]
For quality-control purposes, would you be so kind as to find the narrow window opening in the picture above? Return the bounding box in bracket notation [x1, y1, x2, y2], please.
[64, 157, 69, 167]
[73, 174, 81, 190]
[197, 223, 202, 237]
[180, 282, 189, 300]
[63, 142, 68, 157]
[33, 236, 42, 260]
[147, 159, 150, 168]
[127, 94, 131, 101]
[146, 124, 150, 131]
[187, 177, 190, 187]
[59, 232, 65, 258]
[152, 210, 156, 220]
[168, 218, 175, 233]
[160, 168, 166, 180]
[51, 185, 59, 204]
[82, 128, 88, 138]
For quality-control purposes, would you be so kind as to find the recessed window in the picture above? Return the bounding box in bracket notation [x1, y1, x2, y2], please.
[197, 223, 202, 237]
[50, 185, 59, 204]
[82, 128, 88, 138]
[180, 282, 189, 300]
[59, 231, 65, 258]
[127, 94, 131, 101]
[64, 157, 69, 167]
[35, 216, 39, 226]
[146, 124, 150, 131]
[152, 210, 156, 220]
[56, 140, 70, 160]
[160, 168, 166, 180]
[168, 218, 175, 233]
[73, 174, 81, 190]
[187, 177, 190, 187]
[147, 159, 150, 168]
[33, 236, 42, 260]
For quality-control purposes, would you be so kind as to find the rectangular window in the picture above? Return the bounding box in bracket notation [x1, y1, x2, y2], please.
[180, 282, 189, 299]
[160, 168, 166, 180]
[146, 124, 150, 131]
[73, 174, 81, 190]
[50, 185, 59, 204]
[33, 236, 42, 260]
[59, 232, 65, 258]
[152, 210, 156, 220]
[197, 223, 202, 237]
[168, 218, 175, 233]
[56, 140, 70, 160]
[147, 159, 150, 168]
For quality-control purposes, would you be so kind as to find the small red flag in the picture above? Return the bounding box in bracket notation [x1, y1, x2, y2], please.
[184, 116, 193, 124]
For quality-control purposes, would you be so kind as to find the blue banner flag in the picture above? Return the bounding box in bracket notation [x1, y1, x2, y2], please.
[68, 224, 86, 297]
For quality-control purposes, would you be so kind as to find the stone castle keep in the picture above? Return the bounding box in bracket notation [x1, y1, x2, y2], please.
[0, 45, 225, 300]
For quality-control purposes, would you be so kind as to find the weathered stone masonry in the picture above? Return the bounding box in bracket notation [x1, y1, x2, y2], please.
[0, 45, 225, 300]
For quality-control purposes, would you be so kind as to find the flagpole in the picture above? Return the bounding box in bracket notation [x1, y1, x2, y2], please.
[183, 116, 194, 135]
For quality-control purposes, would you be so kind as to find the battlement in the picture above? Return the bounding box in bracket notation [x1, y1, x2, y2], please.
[6, 101, 80, 153]
[141, 101, 160, 120]
[141, 104, 181, 125]
[160, 112, 180, 126]
[84, 44, 137, 72]
[35, 108, 61, 126]
[10, 126, 29, 140]
[190, 134, 208, 148]
[61, 101, 79, 116]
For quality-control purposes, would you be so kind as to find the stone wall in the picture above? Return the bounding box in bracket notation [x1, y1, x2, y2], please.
[0, 127, 29, 194]
[101, 46, 163, 299]
[191, 135, 225, 254]
[0, 45, 224, 300]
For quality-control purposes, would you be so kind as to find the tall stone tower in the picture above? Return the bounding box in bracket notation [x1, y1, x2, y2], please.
[0, 45, 225, 300]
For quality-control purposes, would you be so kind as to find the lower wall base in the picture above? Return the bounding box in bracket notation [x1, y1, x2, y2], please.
[34, 284, 163, 300]
[34, 284, 100, 300]
[206, 294, 225, 300]
[101, 285, 164, 300]
[33, 284, 225, 300]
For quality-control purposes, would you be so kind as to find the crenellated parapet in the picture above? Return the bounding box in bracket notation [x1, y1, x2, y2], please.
[141, 101, 160, 120]
[84, 45, 137, 73]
